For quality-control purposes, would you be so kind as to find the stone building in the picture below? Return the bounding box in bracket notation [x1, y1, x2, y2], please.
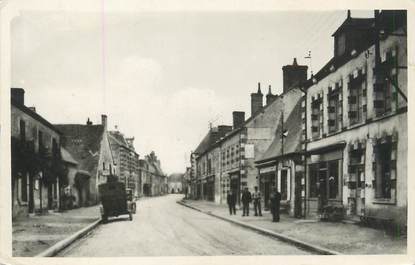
[108, 131, 140, 197]
[139, 151, 167, 196]
[193, 125, 232, 202]
[11, 88, 64, 218]
[216, 77, 304, 205]
[302, 10, 407, 227]
[55, 115, 116, 205]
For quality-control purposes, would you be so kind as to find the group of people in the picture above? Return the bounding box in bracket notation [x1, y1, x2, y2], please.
[226, 186, 281, 222]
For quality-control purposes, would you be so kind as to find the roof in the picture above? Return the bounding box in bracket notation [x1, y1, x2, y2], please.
[12, 99, 62, 135]
[61, 147, 78, 165]
[54, 124, 105, 174]
[216, 87, 302, 146]
[256, 100, 303, 163]
[194, 126, 232, 156]
[108, 131, 137, 154]
[331, 17, 374, 36]
[309, 10, 406, 89]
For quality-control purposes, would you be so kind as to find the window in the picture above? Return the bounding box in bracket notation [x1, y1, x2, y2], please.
[19, 119, 26, 141]
[374, 48, 398, 116]
[348, 70, 366, 125]
[327, 84, 342, 133]
[374, 142, 393, 199]
[311, 98, 323, 139]
[280, 170, 288, 200]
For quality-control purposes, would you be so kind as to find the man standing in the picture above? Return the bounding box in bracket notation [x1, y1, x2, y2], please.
[241, 187, 252, 217]
[253, 186, 262, 216]
[269, 186, 281, 222]
[227, 190, 236, 215]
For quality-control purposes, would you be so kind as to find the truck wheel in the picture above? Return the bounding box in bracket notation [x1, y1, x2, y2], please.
[129, 213, 133, 221]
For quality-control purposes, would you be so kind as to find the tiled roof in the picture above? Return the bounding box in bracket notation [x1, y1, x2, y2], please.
[54, 124, 104, 175]
[12, 99, 61, 135]
[256, 100, 303, 163]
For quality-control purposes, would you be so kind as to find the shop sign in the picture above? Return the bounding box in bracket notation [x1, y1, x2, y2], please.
[245, 144, 255, 158]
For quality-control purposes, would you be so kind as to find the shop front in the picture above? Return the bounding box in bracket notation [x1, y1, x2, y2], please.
[228, 172, 240, 205]
[258, 165, 276, 210]
[202, 175, 215, 201]
[306, 142, 345, 217]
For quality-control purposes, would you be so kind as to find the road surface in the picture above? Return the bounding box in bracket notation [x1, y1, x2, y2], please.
[60, 194, 312, 256]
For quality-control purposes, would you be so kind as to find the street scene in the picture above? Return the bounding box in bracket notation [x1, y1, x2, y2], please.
[6, 4, 408, 258]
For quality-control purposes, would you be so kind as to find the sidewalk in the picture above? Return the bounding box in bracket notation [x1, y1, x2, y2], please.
[180, 199, 406, 255]
[12, 205, 100, 257]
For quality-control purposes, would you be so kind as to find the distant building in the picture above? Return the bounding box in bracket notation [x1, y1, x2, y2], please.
[168, 173, 184, 193]
[55, 115, 116, 205]
[139, 151, 167, 196]
[11, 88, 64, 218]
[108, 131, 140, 197]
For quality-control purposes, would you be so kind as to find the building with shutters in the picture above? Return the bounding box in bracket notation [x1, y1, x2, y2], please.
[302, 10, 407, 227]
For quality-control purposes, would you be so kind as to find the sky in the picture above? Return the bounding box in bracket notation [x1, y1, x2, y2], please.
[11, 6, 373, 174]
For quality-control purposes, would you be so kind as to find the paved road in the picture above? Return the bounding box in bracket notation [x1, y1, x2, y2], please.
[60, 194, 312, 256]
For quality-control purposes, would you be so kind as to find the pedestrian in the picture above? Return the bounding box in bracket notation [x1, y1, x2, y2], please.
[269, 186, 281, 222]
[253, 186, 262, 216]
[241, 187, 252, 217]
[227, 190, 236, 215]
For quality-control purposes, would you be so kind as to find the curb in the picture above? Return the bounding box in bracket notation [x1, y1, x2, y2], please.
[177, 201, 341, 255]
[35, 218, 101, 257]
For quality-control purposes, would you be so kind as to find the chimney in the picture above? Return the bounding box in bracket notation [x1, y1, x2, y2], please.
[232, 111, 245, 129]
[282, 58, 308, 93]
[266, 85, 278, 105]
[250, 82, 263, 116]
[86, 117, 93, 125]
[101, 114, 107, 130]
[218, 125, 233, 137]
[11, 88, 25, 105]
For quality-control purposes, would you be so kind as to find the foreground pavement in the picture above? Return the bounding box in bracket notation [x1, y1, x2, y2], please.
[59, 194, 312, 256]
[181, 199, 406, 255]
[12, 205, 100, 257]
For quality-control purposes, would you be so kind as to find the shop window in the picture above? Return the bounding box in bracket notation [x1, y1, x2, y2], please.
[328, 161, 339, 199]
[309, 160, 341, 200]
[327, 84, 342, 133]
[348, 70, 366, 125]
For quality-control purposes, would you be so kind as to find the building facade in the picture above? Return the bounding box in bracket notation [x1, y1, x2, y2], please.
[303, 10, 407, 227]
[108, 132, 140, 197]
[55, 115, 116, 205]
[11, 88, 64, 218]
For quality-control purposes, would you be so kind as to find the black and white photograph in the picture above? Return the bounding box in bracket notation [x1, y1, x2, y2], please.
[0, 0, 413, 264]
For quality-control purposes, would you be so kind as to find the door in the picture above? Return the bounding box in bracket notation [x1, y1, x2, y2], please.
[318, 166, 328, 212]
[294, 172, 303, 218]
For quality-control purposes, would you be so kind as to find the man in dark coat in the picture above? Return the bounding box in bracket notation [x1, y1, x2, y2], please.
[253, 186, 262, 216]
[269, 186, 281, 222]
[227, 190, 236, 215]
[241, 187, 252, 217]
